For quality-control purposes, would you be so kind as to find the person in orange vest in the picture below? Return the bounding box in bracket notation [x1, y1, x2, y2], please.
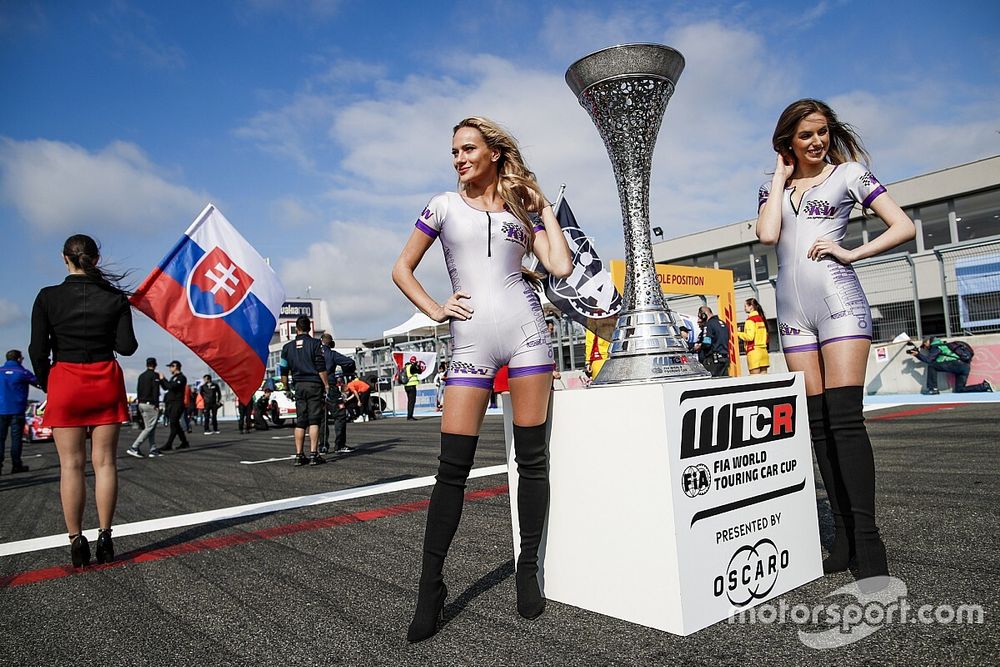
[344, 375, 372, 422]
[738, 298, 770, 374]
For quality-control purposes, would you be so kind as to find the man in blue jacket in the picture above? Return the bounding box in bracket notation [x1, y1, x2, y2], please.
[0, 349, 40, 474]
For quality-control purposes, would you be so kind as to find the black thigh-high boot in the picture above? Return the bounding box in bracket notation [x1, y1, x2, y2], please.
[407, 432, 478, 643]
[808, 394, 854, 573]
[512, 423, 549, 620]
[825, 386, 889, 590]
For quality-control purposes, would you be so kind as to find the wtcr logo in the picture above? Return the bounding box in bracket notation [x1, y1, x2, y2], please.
[681, 396, 795, 460]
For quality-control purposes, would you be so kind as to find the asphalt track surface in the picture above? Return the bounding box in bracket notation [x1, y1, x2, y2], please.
[1, 402, 997, 666]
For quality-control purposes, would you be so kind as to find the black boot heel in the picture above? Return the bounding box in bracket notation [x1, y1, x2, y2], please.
[70, 534, 91, 568]
[407, 583, 447, 643]
[95, 528, 114, 564]
[516, 567, 546, 619]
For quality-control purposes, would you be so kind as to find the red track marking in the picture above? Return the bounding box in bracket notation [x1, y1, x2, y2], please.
[867, 404, 967, 420]
[0, 484, 510, 590]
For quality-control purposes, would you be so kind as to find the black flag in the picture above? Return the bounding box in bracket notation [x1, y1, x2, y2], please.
[540, 198, 622, 333]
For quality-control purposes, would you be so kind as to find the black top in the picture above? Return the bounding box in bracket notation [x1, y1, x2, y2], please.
[199, 380, 221, 407]
[160, 372, 188, 404]
[136, 369, 160, 405]
[321, 345, 356, 377]
[704, 315, 730, 357]
[29, 274, 138, 390]
[281, 334, 326, 385]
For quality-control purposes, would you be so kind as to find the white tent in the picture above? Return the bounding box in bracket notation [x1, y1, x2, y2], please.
[382, 311, 448, 338]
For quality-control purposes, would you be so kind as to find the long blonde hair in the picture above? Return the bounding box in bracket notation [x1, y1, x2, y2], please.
[453, 116, 547, 288]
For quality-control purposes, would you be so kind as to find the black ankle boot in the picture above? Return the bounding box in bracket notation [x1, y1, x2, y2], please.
[407, 432, 478, 642]
[825, 386, 889, 583]
[513, 423, 549, 620]
[95, 528, 114, 564]
[807, 395, 854, 573]
[70, 533, 91, 568]
[407, 582, 448, 643]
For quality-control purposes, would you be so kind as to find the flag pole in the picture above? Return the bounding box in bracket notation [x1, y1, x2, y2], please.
[551, 183, 567, 216]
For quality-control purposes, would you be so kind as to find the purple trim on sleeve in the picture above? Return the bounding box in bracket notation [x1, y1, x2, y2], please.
[532, 224, 545, 233]
[415, 219, 439, 239]
[445, 376, 494, 390]
[819, 335, 872, 348]
[782, 343, 819, 354]
[861, 185, 886, 209]
[508, 363, 555, 379]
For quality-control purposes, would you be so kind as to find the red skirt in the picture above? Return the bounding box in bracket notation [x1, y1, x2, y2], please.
[43, 360, 128, 428]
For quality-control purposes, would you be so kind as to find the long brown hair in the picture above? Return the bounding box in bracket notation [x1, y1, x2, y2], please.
[745, 297, 765, 320]
[453, 116, 547, 288]
[771, 99, 871, 167]
[63, 234, 132, 295]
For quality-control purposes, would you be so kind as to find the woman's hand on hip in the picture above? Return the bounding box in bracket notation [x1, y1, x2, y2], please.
[431, 292, 473, 322]
[807, 238, 855, 264]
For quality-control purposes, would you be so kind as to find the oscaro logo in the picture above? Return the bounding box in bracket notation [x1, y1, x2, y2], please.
[714, 538, 789, 606]
[680, 396, 795, 460]
[682, 464, 711, 498]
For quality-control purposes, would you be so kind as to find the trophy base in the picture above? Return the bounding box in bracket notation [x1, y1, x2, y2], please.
[592, 351, 710, 385]
[594, 307, 711, 385]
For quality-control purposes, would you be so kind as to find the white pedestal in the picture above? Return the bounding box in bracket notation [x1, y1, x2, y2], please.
[502, 372, 822, 636]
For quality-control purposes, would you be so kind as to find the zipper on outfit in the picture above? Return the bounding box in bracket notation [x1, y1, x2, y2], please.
[486, 211, 492, 257]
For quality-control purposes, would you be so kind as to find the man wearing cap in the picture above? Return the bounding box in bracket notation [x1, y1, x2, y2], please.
[0, 349, 40, 474]
[159, 360, 190, 451]
[403, 356, 421, 421]
[127, 357, 163, 458]
[280, 316, 330, 466]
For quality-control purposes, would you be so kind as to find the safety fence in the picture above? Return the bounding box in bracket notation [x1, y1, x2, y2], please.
[353, 236, 1000, 380]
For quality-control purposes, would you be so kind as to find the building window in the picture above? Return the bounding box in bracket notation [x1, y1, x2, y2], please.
[955, 188, 1000, 242]
[868, 212, 918, 255]
[750, 242, 774, 281]
[842, 219, 865, 252]
[716, 245, 753, 283]
[918, 202, 952, 250]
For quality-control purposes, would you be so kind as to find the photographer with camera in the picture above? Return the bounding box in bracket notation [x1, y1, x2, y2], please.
[906, 338, 993, 394]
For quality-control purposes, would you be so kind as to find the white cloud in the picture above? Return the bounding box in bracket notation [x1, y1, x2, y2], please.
[241, 0, 343, 20]
[0, 298, 23, 328]
[240, 13, 1000, 337]
[278, 220, 451, 337]
[0, 138, 206, 233]
[92, 1, 186, 70]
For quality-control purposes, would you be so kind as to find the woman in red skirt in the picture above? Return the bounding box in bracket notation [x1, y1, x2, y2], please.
[29, 234, 138, 567]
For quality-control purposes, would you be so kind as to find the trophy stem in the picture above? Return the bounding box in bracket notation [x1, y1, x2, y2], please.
[566, 44, 710, 384]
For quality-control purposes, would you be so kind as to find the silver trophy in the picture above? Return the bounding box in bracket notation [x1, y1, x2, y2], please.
[566, 43, 710, 384]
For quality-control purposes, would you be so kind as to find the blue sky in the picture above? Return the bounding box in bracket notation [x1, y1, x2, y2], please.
[2, 0, 999, 387]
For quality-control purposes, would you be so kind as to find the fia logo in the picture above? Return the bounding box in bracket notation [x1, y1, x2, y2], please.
[187, 247, 255, 318]
[680, 395, 795, 460]
[682, 464, 711, 498]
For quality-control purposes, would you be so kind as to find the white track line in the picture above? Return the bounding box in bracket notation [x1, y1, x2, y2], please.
[240, 455, 297, 465]
[863, 403, 902, 413]
[0, 464, 508, 557]
[270, 435, 294, 440]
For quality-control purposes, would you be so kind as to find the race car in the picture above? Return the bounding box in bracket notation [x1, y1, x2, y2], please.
[24, 401, 53, 442]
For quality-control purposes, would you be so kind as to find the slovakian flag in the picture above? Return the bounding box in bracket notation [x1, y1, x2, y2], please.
[130, 204, 285, 404]
[542, 197, 623, 335]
